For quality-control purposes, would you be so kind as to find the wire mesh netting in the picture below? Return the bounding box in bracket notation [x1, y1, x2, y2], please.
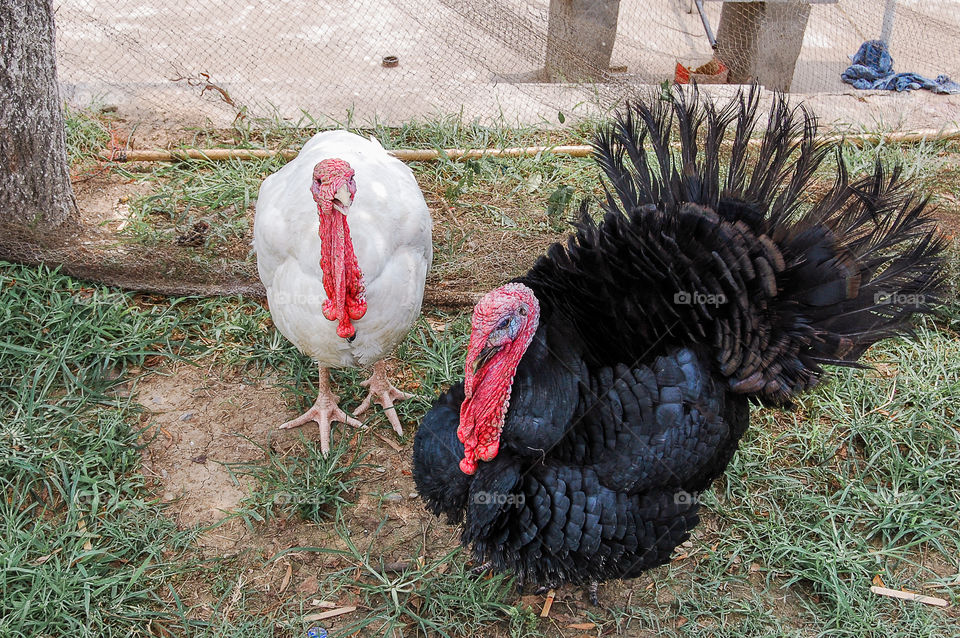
[54, 0, 960, 127]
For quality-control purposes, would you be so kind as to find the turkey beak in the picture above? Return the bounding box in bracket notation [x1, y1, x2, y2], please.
[472, 343, 500, 374]
[334, 185, 352, 215]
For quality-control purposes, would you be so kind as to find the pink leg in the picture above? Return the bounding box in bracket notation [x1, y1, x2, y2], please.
[352, 359, 414, 437]
[279, 365, 361, 456]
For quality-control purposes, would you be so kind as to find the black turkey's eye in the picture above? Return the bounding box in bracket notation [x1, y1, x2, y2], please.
[496, 317, 510, 331]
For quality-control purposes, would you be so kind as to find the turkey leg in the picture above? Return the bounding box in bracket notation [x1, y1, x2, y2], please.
[353, 359, 413, 437]
[279, 365, 361, 455]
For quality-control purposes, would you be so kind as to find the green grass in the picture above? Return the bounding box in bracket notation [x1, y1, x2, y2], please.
[299, 515, 525, 637]
[228, 433, 367, 525]
[0, 264, 194, 636]
[116, 157, 284, 250]
[64, 102, 113, 169]
[6, 112, 960, 636]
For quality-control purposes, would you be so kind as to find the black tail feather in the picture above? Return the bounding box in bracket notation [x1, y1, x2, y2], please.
[526, 85, 945, 405]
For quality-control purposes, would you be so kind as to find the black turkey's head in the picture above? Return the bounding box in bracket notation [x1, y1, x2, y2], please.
[312, 159, 366, 339]
[457, 283, 540, 475]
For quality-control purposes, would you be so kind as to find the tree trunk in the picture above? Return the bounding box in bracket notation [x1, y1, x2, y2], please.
[0, 0, 77, 227]
[544, 0, 621, 82]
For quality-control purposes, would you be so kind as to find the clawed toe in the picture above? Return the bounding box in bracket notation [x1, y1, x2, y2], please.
[587, 581, 601, 606]
[354, 361, 415, 437]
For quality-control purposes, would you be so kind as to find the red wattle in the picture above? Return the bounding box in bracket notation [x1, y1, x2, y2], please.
[457, 283, 540, 475]
[318, 209, 366, 338]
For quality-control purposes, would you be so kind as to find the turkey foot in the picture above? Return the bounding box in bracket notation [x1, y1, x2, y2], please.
[470, 560, 493, 576]
[587, 581, 600, 606]
[279, 365, 361, 456]
[353, 360, 413, 437]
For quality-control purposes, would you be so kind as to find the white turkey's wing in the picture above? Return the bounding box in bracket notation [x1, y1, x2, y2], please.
[253, 130, 432, 368]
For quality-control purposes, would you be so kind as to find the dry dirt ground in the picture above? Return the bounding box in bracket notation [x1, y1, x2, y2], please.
[63, 130, 960, 635]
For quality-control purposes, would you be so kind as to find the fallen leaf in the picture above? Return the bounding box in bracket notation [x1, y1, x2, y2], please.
[297, 575, 318, 595]
[279, 562, 292, 593]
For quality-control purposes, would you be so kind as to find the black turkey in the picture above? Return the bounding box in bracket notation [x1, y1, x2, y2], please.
[413, 87, 944, 601]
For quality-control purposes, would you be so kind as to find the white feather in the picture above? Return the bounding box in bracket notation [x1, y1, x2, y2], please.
[253, 130, 432, 368]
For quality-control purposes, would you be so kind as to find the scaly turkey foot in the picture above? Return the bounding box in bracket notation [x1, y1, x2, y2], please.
[279, 365, 361, 456]
[470, 560, 493, 576]
[534, 583, 560, 596]
[353, 359, 413, 437]
[587, 581, 600, 606]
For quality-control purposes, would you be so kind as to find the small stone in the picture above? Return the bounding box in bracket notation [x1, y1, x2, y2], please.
[408, 492, 419, 499]
[179, 412, 194, 421]
[383, 492, 402, 503]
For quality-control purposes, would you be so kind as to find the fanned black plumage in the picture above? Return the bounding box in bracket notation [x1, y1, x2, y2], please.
[413, 86, 945, 591]
[525, 85, 944, 403]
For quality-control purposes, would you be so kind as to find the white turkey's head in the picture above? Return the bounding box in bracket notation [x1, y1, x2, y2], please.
[311, 158, 357, 215]
[311, 158, 366, 340]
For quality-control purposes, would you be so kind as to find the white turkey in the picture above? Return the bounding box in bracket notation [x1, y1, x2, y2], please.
[254, 130, 433, 454]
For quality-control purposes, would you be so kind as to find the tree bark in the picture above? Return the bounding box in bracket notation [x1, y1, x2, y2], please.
[544, 0, 621, 82]
[0, 0, 77, 227]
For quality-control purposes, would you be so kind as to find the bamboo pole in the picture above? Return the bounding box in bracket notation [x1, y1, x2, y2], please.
[102, 128, 960, 164]
[104, 144, 595, 163]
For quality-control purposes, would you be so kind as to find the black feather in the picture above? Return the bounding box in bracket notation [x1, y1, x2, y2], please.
[413, 85, 945, 591]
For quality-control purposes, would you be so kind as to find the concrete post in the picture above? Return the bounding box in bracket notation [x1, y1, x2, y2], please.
[544, 0, 622, 82]
[715, 1, 813, 92]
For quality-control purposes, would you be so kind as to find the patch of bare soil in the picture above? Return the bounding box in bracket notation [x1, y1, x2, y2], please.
[136, 362, 463, 625]
[932, 192, 960, 241]
[72, 172, 154, 232]
[138, 363, 283, 530]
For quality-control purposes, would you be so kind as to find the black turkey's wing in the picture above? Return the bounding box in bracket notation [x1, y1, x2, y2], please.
[556, 347, 736, 494]
[465, 456, 699, 586]
[412, 382, 472, 523]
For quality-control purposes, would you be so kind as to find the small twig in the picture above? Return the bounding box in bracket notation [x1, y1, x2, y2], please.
[374, 431, 403, 452]
[303, 606, 357, 622]
[540, 589, 556, 617]
[170, 72, 245, 123]
[871, 586, 949, 607]
[863, 377, 898, 418]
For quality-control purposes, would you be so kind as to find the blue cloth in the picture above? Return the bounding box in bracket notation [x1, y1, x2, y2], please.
[841, 40, 960, 95]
